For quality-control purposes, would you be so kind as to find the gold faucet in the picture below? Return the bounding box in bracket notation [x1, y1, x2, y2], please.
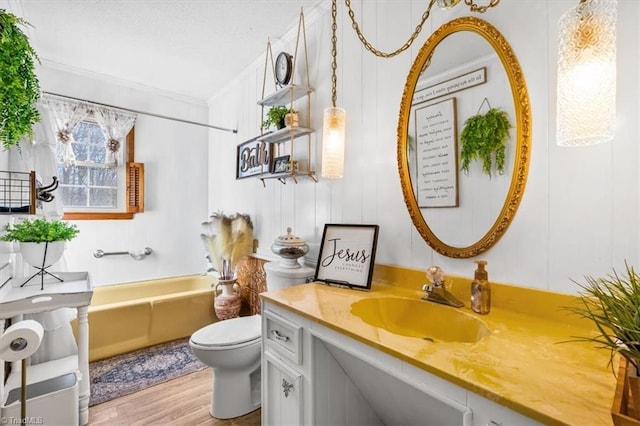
[422, 266, 464, 308]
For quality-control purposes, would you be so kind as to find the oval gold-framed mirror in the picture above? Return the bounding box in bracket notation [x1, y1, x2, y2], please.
[397, 17, 531, 258]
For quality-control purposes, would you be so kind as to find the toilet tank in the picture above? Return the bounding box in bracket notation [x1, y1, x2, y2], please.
[263, 262, 315, 292]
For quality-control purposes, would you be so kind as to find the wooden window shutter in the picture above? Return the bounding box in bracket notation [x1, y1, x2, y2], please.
[127, 162, 144, 213]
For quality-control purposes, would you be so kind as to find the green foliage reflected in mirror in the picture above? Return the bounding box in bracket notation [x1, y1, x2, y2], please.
[460, 107, 512, 176]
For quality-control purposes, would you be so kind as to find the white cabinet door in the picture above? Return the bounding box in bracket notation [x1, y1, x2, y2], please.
[263, 351, 303, 426]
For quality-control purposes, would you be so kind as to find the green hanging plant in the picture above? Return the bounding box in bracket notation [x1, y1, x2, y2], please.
[0, 9, 41, 150]
[460, 107, 512, 177]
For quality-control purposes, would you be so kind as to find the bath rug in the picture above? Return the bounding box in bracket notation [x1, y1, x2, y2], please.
[89, 338, 206, 406]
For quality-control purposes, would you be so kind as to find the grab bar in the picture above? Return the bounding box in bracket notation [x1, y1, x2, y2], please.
[94, 247, 153, 260]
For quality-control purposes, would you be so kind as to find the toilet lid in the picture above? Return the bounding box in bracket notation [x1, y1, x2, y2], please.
[191, 315, 261, 347]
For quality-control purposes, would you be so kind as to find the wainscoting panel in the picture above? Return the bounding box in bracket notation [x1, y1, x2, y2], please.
[312, 338, 383, 426]
[322, 339, 471, 426]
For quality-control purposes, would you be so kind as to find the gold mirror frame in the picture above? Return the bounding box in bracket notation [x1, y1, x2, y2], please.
[397, 17, 531, 258]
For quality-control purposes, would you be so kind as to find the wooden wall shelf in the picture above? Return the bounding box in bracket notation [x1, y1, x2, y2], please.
[253, 9, 315, 186]
[257, 127, 313, 144]
[258, 85, 313, 107]
[260, 171, 317, 184]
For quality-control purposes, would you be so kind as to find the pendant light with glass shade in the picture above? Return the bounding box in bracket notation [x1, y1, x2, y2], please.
[321, 0, 501, 179]
[321, 0, 346, 179]
[557, 0, 617, 146]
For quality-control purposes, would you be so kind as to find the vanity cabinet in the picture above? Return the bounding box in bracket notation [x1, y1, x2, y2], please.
[261, 299, 540, 426]
[261, 309, 306, 425]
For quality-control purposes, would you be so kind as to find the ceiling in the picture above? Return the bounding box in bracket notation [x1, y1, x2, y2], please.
[9, 0, 323, 102]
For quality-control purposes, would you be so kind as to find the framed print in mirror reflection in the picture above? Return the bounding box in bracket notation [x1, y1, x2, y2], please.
[314, 224, 379, 290]
[413, 97, 458, 208]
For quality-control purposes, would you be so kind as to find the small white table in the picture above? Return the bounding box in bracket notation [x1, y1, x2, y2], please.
[0, 272, 92, 425]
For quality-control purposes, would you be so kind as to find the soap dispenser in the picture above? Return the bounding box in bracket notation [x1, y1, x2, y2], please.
[471, 260, 491, 315]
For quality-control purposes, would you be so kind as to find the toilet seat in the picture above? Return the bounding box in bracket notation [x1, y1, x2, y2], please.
[190, 314, 261, 348]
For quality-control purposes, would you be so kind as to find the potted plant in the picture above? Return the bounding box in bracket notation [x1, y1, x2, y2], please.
[566, 262, 640, 422]
[262, 106, 297, 130]
[1, 217, 79, 269]
[460, 107, 512, 177]
[0, 9, 41, 150]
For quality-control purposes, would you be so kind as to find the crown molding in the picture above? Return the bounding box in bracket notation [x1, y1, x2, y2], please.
[40, 58, 209, 108]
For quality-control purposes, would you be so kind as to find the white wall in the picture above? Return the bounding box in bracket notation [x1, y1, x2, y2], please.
[1, 64, 211, 286]
[207, 0, 640, 294]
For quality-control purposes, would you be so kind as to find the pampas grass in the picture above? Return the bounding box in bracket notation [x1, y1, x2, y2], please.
[201, 212, 253, 279]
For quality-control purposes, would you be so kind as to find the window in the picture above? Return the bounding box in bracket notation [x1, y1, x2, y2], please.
[56, 120, 143, 220]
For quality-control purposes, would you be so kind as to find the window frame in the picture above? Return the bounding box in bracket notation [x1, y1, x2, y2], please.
[62, 129, 142, 220]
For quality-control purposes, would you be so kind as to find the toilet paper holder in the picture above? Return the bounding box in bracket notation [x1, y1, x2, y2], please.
[0, 320, 45, 424]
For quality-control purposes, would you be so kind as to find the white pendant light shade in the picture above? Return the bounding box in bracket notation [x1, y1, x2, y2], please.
[556, 0, 617, 146]
[321, 107, 346, 179]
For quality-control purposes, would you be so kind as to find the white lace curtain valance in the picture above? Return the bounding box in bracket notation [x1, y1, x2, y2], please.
[41, 96, 90, 167]
[41, 94, 136, 167]
[94, 107, 136, 166]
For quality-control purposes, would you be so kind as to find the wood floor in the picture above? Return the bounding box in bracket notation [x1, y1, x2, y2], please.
[89, 369, 261, 426]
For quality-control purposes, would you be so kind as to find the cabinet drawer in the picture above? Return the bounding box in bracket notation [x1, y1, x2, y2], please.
[264, 310, 302, 364]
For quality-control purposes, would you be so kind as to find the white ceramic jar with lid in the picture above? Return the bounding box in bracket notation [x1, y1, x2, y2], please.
[271, 227, 309, 269]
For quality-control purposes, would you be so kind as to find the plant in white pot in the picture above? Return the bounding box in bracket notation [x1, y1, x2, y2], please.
[1, 217, 79, 287]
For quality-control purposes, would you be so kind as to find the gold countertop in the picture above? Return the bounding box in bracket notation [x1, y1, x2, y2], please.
[260, 264, 616, 426]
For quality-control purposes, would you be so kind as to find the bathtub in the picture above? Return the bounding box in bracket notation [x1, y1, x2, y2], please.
[78, 274, 217, 362]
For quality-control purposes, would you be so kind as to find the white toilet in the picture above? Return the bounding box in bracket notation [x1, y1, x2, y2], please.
[189, 228, 314, 419]
[189, 314, 262, 419]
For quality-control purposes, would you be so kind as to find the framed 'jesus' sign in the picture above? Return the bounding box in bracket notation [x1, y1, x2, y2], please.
[314, 224, 379, 290]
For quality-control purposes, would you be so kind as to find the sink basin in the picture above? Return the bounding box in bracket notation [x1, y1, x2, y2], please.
[350, 297, 491, 343]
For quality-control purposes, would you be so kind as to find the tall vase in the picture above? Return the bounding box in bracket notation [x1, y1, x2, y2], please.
[214, 279, 242, 320]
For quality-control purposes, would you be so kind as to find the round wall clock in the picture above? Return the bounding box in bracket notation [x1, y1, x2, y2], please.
[275, 52, 293, 86]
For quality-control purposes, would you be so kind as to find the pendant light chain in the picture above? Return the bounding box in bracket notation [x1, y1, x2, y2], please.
[344, 0, 501, 59]
[331, 0, 338, 107]
[344, 0, 437, 59]
[464, 0, 501, 13]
